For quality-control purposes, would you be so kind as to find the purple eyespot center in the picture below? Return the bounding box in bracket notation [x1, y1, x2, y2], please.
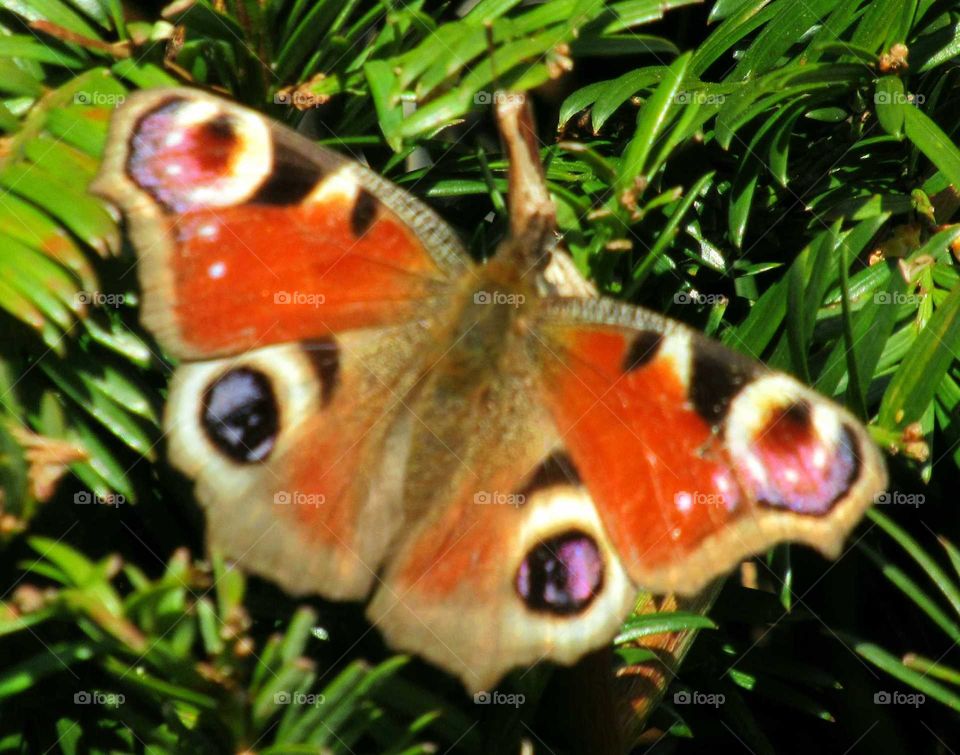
[515, 531, 604, 615]
[744, 403, 860, 515]
[127, 100, 240, 212]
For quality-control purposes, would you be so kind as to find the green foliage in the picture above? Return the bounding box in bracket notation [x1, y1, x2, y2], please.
[0, 0, 959, 751]
[854, 510, 960, 713]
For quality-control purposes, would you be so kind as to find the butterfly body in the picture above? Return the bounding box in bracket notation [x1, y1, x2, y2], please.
[92, 88, 886, 691]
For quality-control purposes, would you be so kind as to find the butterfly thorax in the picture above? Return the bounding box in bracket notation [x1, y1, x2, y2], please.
[392, 260, 552, 523]
[432, 260, 538, 385]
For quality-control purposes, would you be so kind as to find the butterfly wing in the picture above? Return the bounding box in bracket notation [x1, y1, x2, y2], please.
[369, 475, 638, 693]
[531, 297, 887, 596]
[91, 88, 469, 360]
[91, 89, 471, 598]
[165, 327, 432, 599]
[366, 340, 636, 692]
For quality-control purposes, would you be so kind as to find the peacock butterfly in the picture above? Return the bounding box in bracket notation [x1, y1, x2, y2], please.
[90, 88, 887, 692]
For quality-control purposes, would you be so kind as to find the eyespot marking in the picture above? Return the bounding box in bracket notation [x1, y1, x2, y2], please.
[127, 100, 238, 211]
[748, 402, 861, 515]
[125, 98, 270, 212]
[516, 530, 604, 615]
[201, 368, 278, 463]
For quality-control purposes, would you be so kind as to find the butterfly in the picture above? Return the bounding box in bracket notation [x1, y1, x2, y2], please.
[91, 88, 887, 693]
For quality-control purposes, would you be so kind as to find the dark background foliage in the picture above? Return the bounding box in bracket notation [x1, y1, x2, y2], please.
[0, 0, 959, 752]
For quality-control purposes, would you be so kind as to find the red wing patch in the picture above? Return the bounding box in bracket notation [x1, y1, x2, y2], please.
[163, 199, 446, 357]
[538, 327, 746, 575]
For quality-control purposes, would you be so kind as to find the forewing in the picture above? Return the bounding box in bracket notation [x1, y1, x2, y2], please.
[533, 297, 886, 596]
[90, 88, 469, 360]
